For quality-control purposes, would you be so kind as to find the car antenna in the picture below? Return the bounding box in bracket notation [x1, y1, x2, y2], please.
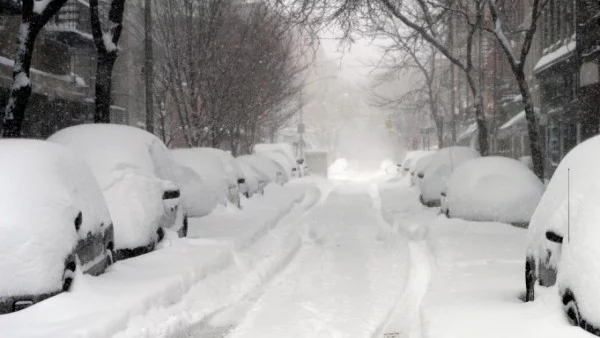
[568, 168, 571, 243]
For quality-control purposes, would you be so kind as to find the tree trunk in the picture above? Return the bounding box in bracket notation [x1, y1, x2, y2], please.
[465, 72, 489, 155]
[94, 54, 117, 123]
[515, 70, 544, 180]
[2, 0, 68, 137]
[144, 0, 154, 133]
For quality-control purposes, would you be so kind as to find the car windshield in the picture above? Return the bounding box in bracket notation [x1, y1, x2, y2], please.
[1, 0, 598, 336]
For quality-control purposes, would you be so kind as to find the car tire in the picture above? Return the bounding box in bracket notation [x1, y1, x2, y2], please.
[563, 290, 580, 326]
[62, 254, 76, 292]
[525, 257, 536, 302]
[179, 215, 189, 238]
[106, 244, 115, 267]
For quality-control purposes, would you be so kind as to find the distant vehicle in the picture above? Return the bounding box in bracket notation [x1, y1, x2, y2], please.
[49, 124, 187, 261]
[441, 157, 543, 225]
[254, 143, 299, 178]
[238, 154, 287, 186]
[400, 151, 429, 176]
[237, 157, 266, 196]
[197, 148, 246, 207]
[0, 140, 114, 314]
[410, 153, 435, 186]
[526, 136, 600, 334]
[417, 146, 480, 207]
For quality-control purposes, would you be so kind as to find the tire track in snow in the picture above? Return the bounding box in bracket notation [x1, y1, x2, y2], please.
[375, 178, 437, 338]
[111, 185, 323, 338]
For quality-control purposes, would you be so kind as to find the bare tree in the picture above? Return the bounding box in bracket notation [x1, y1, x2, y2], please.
[1, 0, 68, 137]
[89, 0, 126, 123]
[488, 0, 550, 179]
[275, 0, 491, 155]
[154, 0, 308, 152]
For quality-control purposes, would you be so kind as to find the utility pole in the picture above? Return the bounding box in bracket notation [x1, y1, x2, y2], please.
[144, 0, 154, 133]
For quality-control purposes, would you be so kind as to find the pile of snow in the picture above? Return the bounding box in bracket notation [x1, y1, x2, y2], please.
[411, 153, 435, 186]
[0, 140, 110, 299]
[48, 124, 176, 251]
[171, 148, 230, 216]
[418, 146, 480, 206]
[444, 157, 544, 224]
[380, 159, 400, 175]
[329, 158, 348, 176]
[527, 135, 600, 327]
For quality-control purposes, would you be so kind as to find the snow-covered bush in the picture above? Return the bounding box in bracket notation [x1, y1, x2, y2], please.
[418, 146, 480, 206]
[443, 156, 543, 224]
[48, 124, 186, 259]
[0, 140, 113, 314]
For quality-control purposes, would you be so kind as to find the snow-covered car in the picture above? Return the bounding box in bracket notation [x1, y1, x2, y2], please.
[189, 148, 245, 207]
[48, 124, 187, 261]
[410, 153, 435, 186]
[441, 156, 544, 225]
[237, 154, 287, 186]
[525, 135, 600, 328]
[0, 140, 114, 314]
[254, 143, 298, 178]
[237, 158, 265, 197]
[172, 148, 240, 212]
[417, 146, 480, 207]
[400, 151, 428, 176]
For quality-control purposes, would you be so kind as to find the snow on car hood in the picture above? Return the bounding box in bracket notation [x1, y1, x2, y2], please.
[445, 156, 544, 223]
[0, 140, 110, 297]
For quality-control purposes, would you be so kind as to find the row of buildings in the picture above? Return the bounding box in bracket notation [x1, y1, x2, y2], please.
[0, 0, 147, 138]
[438, 0, 600, 178]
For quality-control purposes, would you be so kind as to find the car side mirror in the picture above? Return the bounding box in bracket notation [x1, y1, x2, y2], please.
[545, 231, 563, 244]
[237, 178, 246, 185]
[162, 189, 181, 200]
[440, 192, 447, 197]
[417, 173, 424, 179]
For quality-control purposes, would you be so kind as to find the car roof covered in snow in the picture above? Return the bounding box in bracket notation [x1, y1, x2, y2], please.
[196, 147, 244, 182]
[48, 124, 177, 189]
[445, 156, 543, 224]
[253, 143, 296, 169]
[0, 139, 111, 297]
[237, 154, 283, 184]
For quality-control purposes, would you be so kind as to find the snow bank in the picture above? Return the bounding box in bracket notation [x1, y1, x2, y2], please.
[0, 140, 110, 298]
[49, 124, 178, 251]
[419, 147, 480, 205]
[445, 157, 544, 224]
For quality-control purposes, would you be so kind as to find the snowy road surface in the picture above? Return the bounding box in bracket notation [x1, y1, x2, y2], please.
[227, 184, 410, 338]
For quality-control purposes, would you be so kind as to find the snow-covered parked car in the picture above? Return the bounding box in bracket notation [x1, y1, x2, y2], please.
[197, 148, 245, 207]
[236, 157, 265, 197]
[172, 148, 241, 212]
[525, 136, 600, 332]
[254, 143, 299, 178]
[237, 154, 287, 186]
[48, 124, 187, 261]
[441, 156, 544, 225]
[400, 150, 428, 176]
[417, 146, 480, 207]
[0, 140, 114, 314]
[410, 153, 435, 186]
